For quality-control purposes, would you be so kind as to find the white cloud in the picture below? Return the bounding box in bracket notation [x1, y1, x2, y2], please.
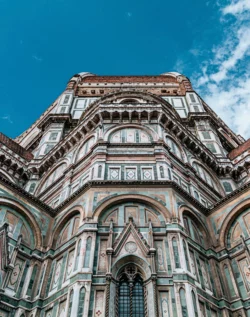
[210, 28, 250, 83]
[222, 0, 250, 16]
[1, 115, 13, 124]
[192, 0, 250, 138]
[32, 55, 43, 62]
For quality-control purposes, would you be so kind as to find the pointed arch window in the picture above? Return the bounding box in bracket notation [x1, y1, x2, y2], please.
[83, 237, 92, 268]
[74, 239, 81, 271]
[160, 166, 165, 178]
[57, 215, 80, 247]
[68, 289, 74, 316]
[192, 162, 218, 190]
[165, 137, 182, 160]
[36, 264, 45, 297]
[98, 165, 102, 178]
[191, 291, 198, 317]
[77, 287, 86, 316]
[40, 163, 67, 192]
[172, 237, 180, 268]
[179, 288, 188, 317]
[26, 264, 38, 297]
[224, 264, 236, 298]
[118, 265, 145, 317]
[77, 137, 95, 161]
[183, 240, 190, 271]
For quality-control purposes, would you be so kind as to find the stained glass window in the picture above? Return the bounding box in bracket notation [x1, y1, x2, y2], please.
[118, 268, 145, 317]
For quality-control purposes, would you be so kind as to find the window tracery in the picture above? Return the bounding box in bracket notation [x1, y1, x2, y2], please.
[117, 265, 145, 317]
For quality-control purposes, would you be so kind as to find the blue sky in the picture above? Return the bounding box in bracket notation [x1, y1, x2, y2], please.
[0, 0, 250, 139]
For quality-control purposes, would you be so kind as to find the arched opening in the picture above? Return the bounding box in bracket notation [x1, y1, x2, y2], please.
[39, 163, 67, 193]
[56, 214, 80, 248]
[182, 211, 207, 248]
[99, 201, 165, 227]
[118, 265, 145, 317]
[109, 127, 152, 144]
[0, 206, 36, 248]
[76, 136, 95, 162]
[165, 136, 183, 160]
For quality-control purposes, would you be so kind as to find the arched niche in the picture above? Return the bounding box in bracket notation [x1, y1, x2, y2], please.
[79, 90, 179, 119]
[180, 207, 211, 248]
[108, 127, 152, 144]
[92, 194, 170, 224]
[226, 207, 250, 248]
[104, 124, 157, 143]
[98, 201, 165, 227]
[51, 207, 83, 248]
[191, 160, 223, 194]
[218, 199, 250, 249]
[37, 162, 68, 194]
[0, 199, 42, 249]
[112, 255, 151, 280]
[110, 255, 155, 317]
[75, 135, 96, 162]
[164, 135, 187, 162]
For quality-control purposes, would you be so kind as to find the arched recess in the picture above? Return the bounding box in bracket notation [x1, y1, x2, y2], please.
[111, 255, 153, 317]
[51, 205, 84, 248]
[79, 90, 180, 121]
[164, 134, 188, 162]
[73, 133, 96, 163]
[179, 206, 212, 248]
[0, 198, 43, 249]
[36, 160, 68, 194]
[104, 124, 157, 143]
[98, 201, 165, 227]
[112, 254, 151, 281]
[92, 194, 171, 223]
[191, 159, 224, 195]
[218, 198, 250, 249]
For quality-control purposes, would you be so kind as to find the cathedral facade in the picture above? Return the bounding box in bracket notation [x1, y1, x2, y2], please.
[1, 72, 250, 317]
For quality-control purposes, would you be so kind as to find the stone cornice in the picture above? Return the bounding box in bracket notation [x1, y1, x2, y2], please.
[1, 171, 250, 219]
[209, 181, 250, 214]
[36, 141, 223, 201]
[54, 180, 211, 214]
[30, 107, 233, 179]
[0, 175, 55, 216]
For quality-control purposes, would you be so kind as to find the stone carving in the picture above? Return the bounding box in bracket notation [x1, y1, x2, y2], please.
[125, 241, 137, 253]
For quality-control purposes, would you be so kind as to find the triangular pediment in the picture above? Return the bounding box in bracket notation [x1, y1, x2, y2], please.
[113, 218, 150, 257]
